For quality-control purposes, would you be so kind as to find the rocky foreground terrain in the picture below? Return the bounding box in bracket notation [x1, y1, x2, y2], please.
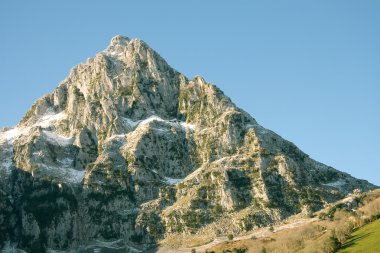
[0, 35, 376, 253]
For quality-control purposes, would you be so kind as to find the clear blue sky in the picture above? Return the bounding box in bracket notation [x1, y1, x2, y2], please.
[0, 1, 379, 185]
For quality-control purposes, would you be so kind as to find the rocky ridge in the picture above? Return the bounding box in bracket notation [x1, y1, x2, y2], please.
[0, 35, 376, 252]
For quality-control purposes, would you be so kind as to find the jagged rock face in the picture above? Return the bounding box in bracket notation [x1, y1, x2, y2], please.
[0, 35, 376, 252]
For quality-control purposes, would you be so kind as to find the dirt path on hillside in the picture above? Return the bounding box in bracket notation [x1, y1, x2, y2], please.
[151, 218, 318, 253]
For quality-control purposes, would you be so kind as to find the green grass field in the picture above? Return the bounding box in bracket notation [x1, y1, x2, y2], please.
[338, 218, 380, 253]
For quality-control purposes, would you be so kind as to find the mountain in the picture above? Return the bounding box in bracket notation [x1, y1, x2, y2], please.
[0, 35, 376, 252]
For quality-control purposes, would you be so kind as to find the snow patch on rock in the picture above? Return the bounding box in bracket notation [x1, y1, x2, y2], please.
[57, 157, 74, 167]
[0, 127, 27, 144]
[322, 179, 347, 188]
[180, 121, 195, 130]
[40, 164, 85, 184]
[36, 110, 66, 128]
[0, 110, 68, 145]
[43, 130, 73, 146]
[0, 143, 15, 175]
[122, 115, 195, 132]
[165, 177, 183, 185]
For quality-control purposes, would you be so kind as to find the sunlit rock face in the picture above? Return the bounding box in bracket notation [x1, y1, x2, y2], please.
[0, 35, 376, 252]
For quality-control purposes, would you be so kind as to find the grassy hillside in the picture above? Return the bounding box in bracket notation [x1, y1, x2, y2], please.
[338, 218, 380, 253]
[203, 189, 380, 253]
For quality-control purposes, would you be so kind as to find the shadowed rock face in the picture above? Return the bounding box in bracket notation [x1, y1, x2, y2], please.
[0, 35, 376, 252]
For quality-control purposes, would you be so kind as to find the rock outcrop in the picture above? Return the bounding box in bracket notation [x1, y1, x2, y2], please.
[0, 35, 376, 252]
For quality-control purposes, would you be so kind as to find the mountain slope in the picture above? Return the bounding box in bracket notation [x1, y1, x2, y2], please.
[0, 35, 376, 252]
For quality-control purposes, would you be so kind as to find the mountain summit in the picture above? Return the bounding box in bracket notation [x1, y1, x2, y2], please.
[0, 35, 376, 252]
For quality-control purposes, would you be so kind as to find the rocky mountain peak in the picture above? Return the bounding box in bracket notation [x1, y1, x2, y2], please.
[16, 36, 186, 140]
[0, 35, 376, 252]
[109, 34, 131, 46]
[101, 35, 171, 74]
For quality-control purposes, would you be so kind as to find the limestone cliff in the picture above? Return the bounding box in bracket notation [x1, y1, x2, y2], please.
[0, 35, 376, 252]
